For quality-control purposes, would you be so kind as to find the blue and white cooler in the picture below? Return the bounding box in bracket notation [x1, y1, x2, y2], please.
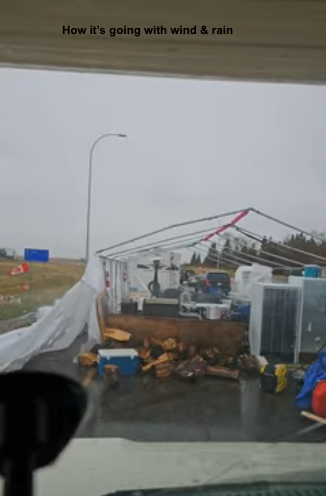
[98, 349, 139, 377]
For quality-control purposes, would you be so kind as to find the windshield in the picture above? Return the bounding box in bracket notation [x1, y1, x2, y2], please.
[1, 48, 326, 495]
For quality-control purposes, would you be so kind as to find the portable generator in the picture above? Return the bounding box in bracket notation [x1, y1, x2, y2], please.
[260, 363, 288, 393]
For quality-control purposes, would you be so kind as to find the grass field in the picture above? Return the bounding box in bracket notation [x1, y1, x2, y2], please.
[0, 259, 85, 321]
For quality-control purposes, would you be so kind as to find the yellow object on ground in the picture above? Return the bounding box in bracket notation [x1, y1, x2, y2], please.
[260, 363, 288, 393]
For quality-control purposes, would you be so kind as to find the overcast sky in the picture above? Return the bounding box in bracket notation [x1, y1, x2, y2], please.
[0, 68, 326, 259]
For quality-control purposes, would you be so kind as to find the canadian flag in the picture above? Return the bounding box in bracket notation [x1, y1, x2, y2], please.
[9, 262, 30, 276]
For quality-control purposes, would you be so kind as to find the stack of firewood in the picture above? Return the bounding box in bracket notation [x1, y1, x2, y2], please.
[136, 337, 258, 381]
[78, 328, 259, 381]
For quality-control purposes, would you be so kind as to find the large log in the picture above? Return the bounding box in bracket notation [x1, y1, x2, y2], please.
[106, 314, 245, 356]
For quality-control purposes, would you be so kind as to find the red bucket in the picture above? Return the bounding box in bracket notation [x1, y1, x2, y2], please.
[312, 380, 326, 418]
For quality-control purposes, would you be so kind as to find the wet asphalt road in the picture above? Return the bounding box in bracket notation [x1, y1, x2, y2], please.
[23, 337, 326, 443]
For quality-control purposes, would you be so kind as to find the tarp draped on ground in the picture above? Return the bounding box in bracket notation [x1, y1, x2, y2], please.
[0, 256, 104, 372]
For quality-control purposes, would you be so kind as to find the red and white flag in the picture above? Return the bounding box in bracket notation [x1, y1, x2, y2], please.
[9, 262, 30, 276]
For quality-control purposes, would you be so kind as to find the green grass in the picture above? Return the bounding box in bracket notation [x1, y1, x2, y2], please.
[0, 259, 85, 322]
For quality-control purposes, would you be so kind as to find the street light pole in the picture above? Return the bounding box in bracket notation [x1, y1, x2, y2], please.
[85, 133, 127, 262]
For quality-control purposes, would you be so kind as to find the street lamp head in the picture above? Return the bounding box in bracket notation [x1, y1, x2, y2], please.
[118, 134, 127, 138]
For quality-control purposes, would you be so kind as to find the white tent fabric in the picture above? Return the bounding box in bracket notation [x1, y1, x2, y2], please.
[0, 255, 104, 372]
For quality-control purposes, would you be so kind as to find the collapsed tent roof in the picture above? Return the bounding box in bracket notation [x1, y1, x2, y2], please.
[1, 0, 326, 85]
[99, 208, 326, 269]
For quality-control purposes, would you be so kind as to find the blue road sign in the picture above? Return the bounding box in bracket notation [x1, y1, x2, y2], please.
[24, 249, 49, 263]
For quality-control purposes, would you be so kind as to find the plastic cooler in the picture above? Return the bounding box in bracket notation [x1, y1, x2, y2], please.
[98, 349, 139, 377]
[304, 265, 321, 278]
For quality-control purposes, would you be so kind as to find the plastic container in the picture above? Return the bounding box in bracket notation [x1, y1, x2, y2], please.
[304, 265, 321, 278]
[98, 349, 139, 377]
[196, 303, 230, 320]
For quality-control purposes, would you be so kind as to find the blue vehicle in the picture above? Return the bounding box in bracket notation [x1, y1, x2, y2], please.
[197, 271, 231, 296]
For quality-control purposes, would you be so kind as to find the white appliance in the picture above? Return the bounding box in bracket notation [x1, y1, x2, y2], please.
[289, 276, 326, 356]
[195, 303, 230, 320]
[249, 282, 301, 360]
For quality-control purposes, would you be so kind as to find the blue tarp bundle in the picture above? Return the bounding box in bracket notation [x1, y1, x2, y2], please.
[296, 352, 326, 410]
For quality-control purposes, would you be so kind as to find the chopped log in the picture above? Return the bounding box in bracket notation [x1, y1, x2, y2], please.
[142, 353, 170, 372]
[138, 348, 151, 360]
[103, 328, 131, 342]
[161, 338, 178, 351]
[175, 358, 207, 380]
[104, 365, 120, 385]
[155, 362, 174, 379]
[206, 365, 239, 380]
[78, 353, 98, 367]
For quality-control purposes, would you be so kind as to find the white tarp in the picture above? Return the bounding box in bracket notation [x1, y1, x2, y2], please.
[234, 263, 272, 301]
[0, 255, 104, 372]
[36, 299, 60, 321]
